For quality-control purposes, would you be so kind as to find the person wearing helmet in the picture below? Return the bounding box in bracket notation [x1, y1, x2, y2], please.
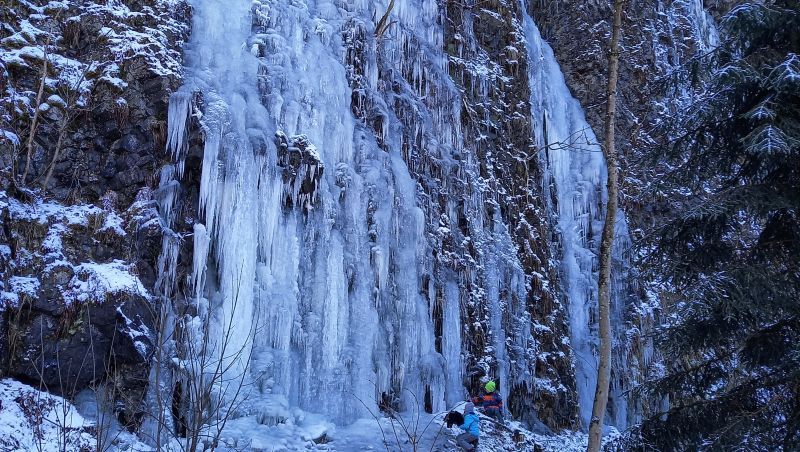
[456, 402, 480, 450]
[473, 380, 503, 422]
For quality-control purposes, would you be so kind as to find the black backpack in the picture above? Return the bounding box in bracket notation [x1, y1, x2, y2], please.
[444, 411, 465, 428]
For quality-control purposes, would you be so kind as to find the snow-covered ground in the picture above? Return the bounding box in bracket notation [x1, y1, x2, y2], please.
[0, 379, 146, 452]
[218, 411, 619, 451]
[1, 378, 618, 451]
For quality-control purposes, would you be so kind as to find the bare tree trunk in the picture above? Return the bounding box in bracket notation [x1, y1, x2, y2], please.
[587, 0, 624, 451]
[22, 45, 49, 184]
[41, 118, 67, 188]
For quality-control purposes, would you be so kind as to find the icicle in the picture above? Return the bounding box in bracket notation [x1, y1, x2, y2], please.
[191, 223, 209, 302]
[442, 280, 463, 406]
[166, 91, 192, 178]
[155, 165, 179, 227]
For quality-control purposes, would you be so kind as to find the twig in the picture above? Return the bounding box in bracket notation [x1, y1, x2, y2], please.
[351, 391, 391, 452]
[375, 0, 396, 39]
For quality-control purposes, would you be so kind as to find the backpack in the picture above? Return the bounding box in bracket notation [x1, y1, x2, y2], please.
[445, 411, 464, 428]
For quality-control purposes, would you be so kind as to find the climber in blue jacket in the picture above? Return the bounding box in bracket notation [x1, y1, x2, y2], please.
[457, 402, 480, 450]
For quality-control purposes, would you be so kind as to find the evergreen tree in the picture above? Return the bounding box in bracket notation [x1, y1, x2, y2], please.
[630, 1, 800, 450]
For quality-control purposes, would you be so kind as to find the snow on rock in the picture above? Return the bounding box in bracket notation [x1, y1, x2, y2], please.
[65, 260, 150, 304]
[7, 196, 101, 226]
[0, 0, 188, 101]
[9, 275, 41, 299]
[1, 129, 19, 146]
[0, 0, 190, 194]
[1, 189, 152, 307]
[0, 0, 189, 441]
[0, 378, 158, 452]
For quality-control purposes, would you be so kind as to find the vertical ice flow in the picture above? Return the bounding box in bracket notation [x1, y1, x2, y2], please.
[157, 0, 633, 439]
[162, 0, 464, 426]
[521, 3, 633, 429]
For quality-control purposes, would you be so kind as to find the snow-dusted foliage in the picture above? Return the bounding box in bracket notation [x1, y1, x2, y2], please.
[0, 189, 151, 309]
[627, 1, 800, 449]
[0, 0, 189, 182]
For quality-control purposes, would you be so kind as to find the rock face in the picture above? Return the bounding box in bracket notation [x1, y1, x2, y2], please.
[0, 186, 163, 427]
[437, 0, 578, 429]
[0, 0, 190, 431]
[1, 0, 189, 203]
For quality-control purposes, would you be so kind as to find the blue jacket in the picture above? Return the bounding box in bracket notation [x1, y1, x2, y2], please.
[459, 413, 480, 437]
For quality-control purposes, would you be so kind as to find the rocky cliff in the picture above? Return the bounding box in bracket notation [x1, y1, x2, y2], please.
[1, 0, 190, 431]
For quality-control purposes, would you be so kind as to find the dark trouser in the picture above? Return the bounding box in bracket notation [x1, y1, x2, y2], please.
[486, 407, 503, 422]
[456, 432, 478, 451]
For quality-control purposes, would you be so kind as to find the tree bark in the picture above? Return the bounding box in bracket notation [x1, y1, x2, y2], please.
[587, 0, 624, 451]
[22, 45, 49, 184]
[41, 116, 67, 189]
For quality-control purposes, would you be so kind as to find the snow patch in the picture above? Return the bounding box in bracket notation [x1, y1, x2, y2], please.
[65, 260, 150, 304]
[9, 276, 40, 298]
[100, 211, 127, 236]
[0, 379, 94, 452]
[8, 197, 101, 226]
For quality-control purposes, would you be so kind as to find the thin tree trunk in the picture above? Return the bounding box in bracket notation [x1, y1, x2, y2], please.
[22, 45, 49, 184]
[41, 118, 67, 188]
[587, 0, 624, 451]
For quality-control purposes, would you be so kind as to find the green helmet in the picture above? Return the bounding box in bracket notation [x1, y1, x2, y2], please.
[485, 380, 497, 392]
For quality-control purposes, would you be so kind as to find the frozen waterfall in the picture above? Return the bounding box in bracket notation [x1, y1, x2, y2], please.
[156, 0, 638, 444]
[162, 0, 475, 432]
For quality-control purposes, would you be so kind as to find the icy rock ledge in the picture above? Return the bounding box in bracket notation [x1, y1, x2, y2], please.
[275, 131, 324, 211]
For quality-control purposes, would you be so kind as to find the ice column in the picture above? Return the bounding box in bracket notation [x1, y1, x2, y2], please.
[165, 0, 453, 425]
